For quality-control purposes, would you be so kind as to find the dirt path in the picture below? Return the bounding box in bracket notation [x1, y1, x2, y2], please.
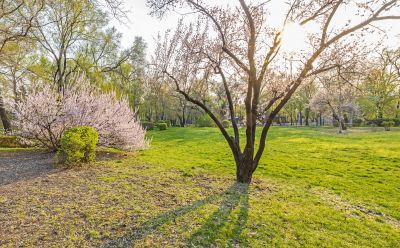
[0, 151, 56, 186]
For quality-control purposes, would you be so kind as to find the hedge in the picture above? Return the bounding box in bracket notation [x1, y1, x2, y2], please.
[141, 121, 154, 130]
[196, 115, 216, 127]
[0, 135, 20, 148]
[367, 118, 400, 127]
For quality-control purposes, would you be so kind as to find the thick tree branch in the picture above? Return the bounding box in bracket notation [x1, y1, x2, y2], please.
[186, 0, 250, 73]
[163, 70, 240, 162]
[217, 65, 241, 151]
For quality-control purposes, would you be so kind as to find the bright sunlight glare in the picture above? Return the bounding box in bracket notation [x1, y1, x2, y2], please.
[281, 22, 308, 53]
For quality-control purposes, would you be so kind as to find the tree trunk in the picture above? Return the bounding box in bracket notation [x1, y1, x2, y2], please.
[348, 112, 353, 127]
[319, 113, 323, 126]
[377, 107, 383, 119]
[305, 108, 310, 126]
[276, 116, 281, 126]
[0, 94, 11, 134]
[299, 111, 303, 126]
[340, 120, 347, 131]
[12, 77, 18, 104]
[181, 105, 186, 127]
[236, 155, 254, 183]
[338, 112, 347, 131]
[332, 111, 346, 133]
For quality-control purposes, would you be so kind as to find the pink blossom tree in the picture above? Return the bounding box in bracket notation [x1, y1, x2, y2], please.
[13, 76, 147, 151]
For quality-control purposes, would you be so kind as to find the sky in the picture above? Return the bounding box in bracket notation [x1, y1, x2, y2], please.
[111, 0, 306, 53]
[110, 0, 181, 52]
[111, 0, 400, 56]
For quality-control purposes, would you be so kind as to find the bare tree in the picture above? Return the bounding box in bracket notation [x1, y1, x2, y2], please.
[0, 0, 43, 53]
[149, 0, 400, 183]
[91, 0, 128, 21]
[0, 88, 10, 132]
[31, 0, 131, 93]
[0, 0, 43, 133]
[31, 0, 108, 92]
[310, 70, 359, 133]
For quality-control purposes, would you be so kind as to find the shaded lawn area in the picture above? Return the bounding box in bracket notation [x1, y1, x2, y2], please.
[0, 147, 131, 186]
[0, 127, 399, 247]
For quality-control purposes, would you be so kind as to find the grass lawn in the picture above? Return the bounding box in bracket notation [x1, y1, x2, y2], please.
[0, 127, 399, 247]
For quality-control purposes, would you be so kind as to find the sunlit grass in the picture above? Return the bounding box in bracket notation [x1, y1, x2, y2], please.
[0, 126, 399, 247]
[141, 127, 400, 219]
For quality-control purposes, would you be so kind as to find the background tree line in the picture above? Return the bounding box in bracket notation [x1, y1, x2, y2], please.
[0, 0, 399, 135]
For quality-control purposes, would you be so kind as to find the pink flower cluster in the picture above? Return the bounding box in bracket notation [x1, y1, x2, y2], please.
[14, 77, 147, 151]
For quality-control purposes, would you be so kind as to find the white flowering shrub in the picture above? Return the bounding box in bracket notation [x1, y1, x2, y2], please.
[14, 77, 147, 151]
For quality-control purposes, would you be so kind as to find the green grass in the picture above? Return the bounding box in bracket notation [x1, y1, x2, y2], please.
[0, 127, 399, 247]
[0, 147, 45, 158]
[142, 127, 400, 217]
[0, 147, 35, 151]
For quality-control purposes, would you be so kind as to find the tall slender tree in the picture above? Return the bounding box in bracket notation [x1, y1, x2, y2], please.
[0, 0, 43, 133]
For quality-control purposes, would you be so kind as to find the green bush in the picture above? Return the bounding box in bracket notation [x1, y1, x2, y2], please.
[0, 135, 20, 148]
[382, 121, 395, 131]
[57, 126, 98, 166]
[141, 121, 154, 130]
[196, 114, 216, 127]
[157, 120, 171, 127]
[156, 120, 169, 130]
[172, 122, 180, 127]
[222, 120, 231, 128]
[158, 123, 167, 131]
[352, 118, 363, 127]
[367, 118, 400, 127]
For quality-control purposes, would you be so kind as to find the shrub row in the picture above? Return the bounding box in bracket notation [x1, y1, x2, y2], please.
[141, 121, 170, 131]
[141, 121, 155, 130]
[142, 118, 230, 129]
[366, 118, 400, 127]
[0, 135, 21, 148]
[382, 121, 395, 131]
[352, 118, 363, 127]
[196, 115, 216, 127]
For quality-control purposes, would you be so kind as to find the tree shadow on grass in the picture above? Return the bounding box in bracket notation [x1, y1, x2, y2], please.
[99, 183, 249, 247]
[187, 183, 249, 247]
